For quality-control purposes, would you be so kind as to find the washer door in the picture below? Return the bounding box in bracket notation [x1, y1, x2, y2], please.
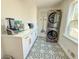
[47, 30, 58, 40]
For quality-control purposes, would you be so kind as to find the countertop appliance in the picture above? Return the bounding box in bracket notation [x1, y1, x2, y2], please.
[28, 23, 34, 29]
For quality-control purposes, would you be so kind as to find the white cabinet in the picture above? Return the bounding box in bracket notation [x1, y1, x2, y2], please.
[1, 29, 37, 59]
[2, 31, 32, 59]
[2, 37, 24, 59]
[22, 34, 31, 59]
[31, 32, 35, 42]
[31, 30, 37, 44]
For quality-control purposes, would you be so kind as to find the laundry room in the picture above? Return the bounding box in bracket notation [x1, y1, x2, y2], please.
[1, 0, 78, 59]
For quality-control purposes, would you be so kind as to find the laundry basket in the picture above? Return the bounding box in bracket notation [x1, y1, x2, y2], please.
[3, 55, 14, 59]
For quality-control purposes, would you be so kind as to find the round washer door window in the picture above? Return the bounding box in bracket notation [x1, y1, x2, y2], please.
[47, 30, 58, 40]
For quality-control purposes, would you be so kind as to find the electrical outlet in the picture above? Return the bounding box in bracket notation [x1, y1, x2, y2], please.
[68, 49, 75, 58]
[70, 52, 75, 58]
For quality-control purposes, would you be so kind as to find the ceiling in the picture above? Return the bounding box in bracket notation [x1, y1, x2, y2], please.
[34, 0, 63, 8]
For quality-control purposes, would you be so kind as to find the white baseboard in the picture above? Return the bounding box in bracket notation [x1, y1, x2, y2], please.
[58, 42, 73, 59]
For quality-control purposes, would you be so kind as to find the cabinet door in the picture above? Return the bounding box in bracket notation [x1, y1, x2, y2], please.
[31, 32, 36, 43]
[22, 36, 31, 59]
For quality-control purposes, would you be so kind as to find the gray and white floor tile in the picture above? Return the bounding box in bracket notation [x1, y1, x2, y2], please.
[27, 37, 69, 59]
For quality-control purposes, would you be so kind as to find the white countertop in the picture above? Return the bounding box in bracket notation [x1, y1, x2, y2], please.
[1, 29, 32, 38]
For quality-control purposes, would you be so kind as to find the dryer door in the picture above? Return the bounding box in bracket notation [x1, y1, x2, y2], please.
[48, 12, 56, 23]
[47, 30, 58, 40]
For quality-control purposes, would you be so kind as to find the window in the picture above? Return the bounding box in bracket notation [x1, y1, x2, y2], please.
[64, 1, 78, 43]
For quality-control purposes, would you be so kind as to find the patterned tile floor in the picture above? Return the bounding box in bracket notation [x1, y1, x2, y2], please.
[27, 37, 69, 59]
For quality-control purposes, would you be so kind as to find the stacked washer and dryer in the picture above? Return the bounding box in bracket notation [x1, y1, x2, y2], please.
[46, 10, 62, 43]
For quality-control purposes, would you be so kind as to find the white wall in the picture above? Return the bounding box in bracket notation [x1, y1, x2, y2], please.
[58, 0, 78, 59]
[37, 8, 48, 37]
[1, 0, 37, 20]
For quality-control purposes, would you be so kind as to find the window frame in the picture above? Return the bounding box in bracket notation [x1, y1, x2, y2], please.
[64, 1, 78, 44]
